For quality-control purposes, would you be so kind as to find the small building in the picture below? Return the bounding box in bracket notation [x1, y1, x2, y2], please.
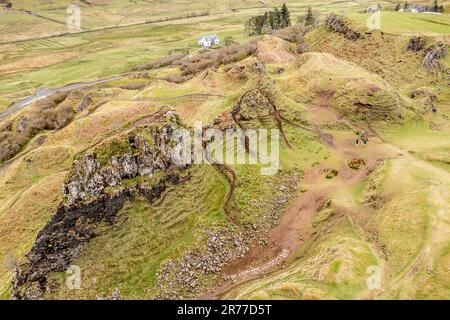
[198, 35, 220, 48]
[367, 4, 381, 13]
[410, 4, 426, 13]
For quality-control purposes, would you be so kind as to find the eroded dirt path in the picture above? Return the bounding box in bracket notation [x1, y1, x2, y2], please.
[201, 98, 399, 299]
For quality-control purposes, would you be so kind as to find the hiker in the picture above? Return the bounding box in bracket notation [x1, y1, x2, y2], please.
[355, 138, 359, 147]
[360, 130, 369, 145]
[432, 104, 437, 113]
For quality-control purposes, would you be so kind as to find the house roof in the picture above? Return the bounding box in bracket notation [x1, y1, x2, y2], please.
[199, 35, 219, 41]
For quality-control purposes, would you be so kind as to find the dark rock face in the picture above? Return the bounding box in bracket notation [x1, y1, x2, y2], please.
[325, 14, 362, 41]
[12, 188, 135, 300]
[13, 174, 181, 300]
[12, 108, 188, 299]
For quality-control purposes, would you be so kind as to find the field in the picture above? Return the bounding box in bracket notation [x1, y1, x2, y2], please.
[348, 11, 450, 36]
[1, 1, 449, 112]
[0, 0, 449, 300]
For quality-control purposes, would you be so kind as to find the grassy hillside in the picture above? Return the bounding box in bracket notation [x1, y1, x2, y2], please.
[0, 1, 449, 300]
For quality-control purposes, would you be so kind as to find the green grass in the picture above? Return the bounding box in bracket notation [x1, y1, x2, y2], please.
[45, 165, 230, 299]
[224, 218, 378, 300]
[0, 15, 254, 113]
[347, 11, 450, 35]
[1, 0, 450, 301]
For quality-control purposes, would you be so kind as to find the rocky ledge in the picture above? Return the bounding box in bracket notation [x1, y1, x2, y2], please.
[325, 14, 363, 41]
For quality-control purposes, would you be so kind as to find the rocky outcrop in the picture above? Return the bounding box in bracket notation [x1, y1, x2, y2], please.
[15, 116, 28, 133]
[422, 42, 448, 68]
[77, 94, 93, 112]
[334, 86, 404, 122]
[406, 36, 427, 52]
[325, 14, 362, 41]
[12, 107, 188, 300]
[231, 89, 272, 122]
[64, 124, 175, 205]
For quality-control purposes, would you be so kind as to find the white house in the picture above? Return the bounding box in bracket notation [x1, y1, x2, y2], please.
[411, 4, 426, 13]
[198, 35, 220, 48]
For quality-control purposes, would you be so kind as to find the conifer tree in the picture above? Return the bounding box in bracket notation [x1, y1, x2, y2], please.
[268, 11, 275, 29]
[274, 7, 281, 29]
[281, 3, 291, 27]
[305, 7, 314, 26]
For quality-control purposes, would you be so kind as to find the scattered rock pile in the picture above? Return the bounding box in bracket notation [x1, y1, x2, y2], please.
[156, 229, 250, 299]
[78, 93, 93, 112]
[155, 171, 301, 299]
[250, 61, 266, 74]
[410, 87, 436, 99]
[15, 116, 28, 133]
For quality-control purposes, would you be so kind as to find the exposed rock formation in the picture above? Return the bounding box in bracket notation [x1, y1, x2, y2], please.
[12, 107, 188, 300]
[325, 14, 362, 41]
[16, 116, 28, 133]
[78, 94, 93, 112]
[156, 229, 250, 299]
[231, 89, 272, 122]
[64, 123, 176, 205]
[422, 42, 448, 68]
[335, 86, 403, 122]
